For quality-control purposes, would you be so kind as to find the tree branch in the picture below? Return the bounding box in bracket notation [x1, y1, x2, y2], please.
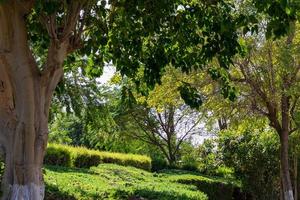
[16, 0, 35, 15]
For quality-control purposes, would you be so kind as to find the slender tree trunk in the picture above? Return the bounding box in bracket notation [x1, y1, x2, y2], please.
[280, 132, 294, 200]
[217, 117, 228, 131]
[166, 136, 176, 166]
[164, 145, 175, 166]
[294, 155, 298, 200]
[168, 153, 176, 166]
[281, 171, 284, 200]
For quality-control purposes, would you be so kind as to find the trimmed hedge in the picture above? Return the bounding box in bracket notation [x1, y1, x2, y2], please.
[45, 146, 72, 167]
[44, 144, 152, 171]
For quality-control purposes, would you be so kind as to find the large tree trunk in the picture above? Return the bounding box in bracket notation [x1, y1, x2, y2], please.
[0, 52, 63, 200]
[280, 132, 294, 200]
[0, 59, 52, 200]
[0, 4, 67, 199]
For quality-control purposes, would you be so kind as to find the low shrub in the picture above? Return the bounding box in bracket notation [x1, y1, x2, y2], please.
[44, 145, 72, 167]
[132, 188, 208, 200]
[45, 184, 76, 200]
[180, 163, 199, 172]
[73, 151, 102, 168]
[44, 144, 152, 171]
[151, 157, 169, 171]
[121, 154, 151, 171]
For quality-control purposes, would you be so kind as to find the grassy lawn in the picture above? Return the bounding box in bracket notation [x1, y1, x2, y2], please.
[44, 164, 210, 200]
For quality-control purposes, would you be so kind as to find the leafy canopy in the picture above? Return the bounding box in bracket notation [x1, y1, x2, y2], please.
[2, 0, 299, 108]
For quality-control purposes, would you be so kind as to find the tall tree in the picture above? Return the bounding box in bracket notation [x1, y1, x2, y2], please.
[0, 1, 108, 199]
[231, 27, 300, 200]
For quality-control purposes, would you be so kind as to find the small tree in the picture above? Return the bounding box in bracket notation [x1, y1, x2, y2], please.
[117, 67, 202, 165]
[122, 104, 201, 166]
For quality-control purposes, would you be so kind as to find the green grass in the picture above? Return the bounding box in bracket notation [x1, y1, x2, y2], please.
[44, 164, 209, 200]
[161, 169, 240, 200]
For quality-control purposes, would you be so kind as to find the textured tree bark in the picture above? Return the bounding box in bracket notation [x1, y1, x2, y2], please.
[280, 93, 294, 200]
[0, 51, 63, 200]
[280, 132, 294, 200]
[294, 155, 297, 200]
[0, 59, 50, 200]
[281, 171, 284, 200]
[0, 74, 53, 200]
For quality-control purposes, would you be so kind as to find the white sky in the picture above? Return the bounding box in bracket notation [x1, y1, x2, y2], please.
[97, 64, 116, 84]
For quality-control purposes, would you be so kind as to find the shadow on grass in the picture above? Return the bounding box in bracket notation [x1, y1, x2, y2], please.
[158, 169, 202, 176]
[45, 184, 76, 200]
[45, 165, 96, 175]
[45, 183, 109, 200]
[45, 165, 111, 200]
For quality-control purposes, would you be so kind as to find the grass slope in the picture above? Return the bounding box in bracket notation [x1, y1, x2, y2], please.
[44, 164, 209, 200]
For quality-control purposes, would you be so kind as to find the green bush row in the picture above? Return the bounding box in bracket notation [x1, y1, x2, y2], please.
[44, 144, 152, 171]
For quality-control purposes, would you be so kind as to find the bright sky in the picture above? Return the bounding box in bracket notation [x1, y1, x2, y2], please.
[97, 64, 116, 84]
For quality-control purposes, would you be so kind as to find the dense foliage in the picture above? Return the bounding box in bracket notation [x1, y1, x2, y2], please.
[218, 119, 280, 199]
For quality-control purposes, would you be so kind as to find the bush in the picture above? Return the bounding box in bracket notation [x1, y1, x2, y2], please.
[164, 170, 242, 200]
[44, 145, 72, 167]
[44, 144, 152, 171]
[45, 184, 76, 200]
[176, 177, 236, 200]
[100, 151, 152, 171]
[151, 157, 168, 171]
[181, 164, 199, 172]
[73, 151, 102, 168]
[218, 124, 280, 199]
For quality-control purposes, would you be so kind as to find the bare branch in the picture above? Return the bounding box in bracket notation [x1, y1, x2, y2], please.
[289, 128, 298, 135]
[61, 2, 85, 42]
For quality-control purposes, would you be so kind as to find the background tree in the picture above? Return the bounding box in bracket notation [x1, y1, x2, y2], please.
[119, 104, 201, 166]
[50, 68, 119, 148]
[230, 27, 300, 199]
[116, 67, 203, 166]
